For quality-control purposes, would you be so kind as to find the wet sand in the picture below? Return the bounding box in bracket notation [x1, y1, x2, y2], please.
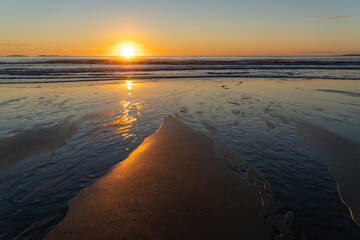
[294, 118, 360, 226]
[1, 79, 359, 239]
[0, 121, 81, 172]
[45, 117, 273, 240]
[0, 110, 113, 172]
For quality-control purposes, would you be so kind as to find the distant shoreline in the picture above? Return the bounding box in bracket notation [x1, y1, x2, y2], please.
[341, 54, 360, 56]
[5, 55, 29, 57]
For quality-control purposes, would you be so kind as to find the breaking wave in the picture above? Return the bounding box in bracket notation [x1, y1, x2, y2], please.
[0, 56, 359, 84]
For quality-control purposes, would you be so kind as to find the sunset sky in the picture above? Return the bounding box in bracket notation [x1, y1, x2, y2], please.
[1, 0, 359, 56]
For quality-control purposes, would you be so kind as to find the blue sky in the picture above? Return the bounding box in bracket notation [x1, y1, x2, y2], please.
[0, 0, 359, 55]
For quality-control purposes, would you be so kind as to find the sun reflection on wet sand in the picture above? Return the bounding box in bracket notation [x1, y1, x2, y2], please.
[105, 99, 140, 139]
[84, 98, 141, 143]
[126, 80, 133, 90]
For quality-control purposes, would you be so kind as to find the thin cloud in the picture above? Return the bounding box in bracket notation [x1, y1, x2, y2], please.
[299, 51, 348, 54]
[314, 15, 350, 20]
[188, 27, 196, 32]
[0, 44, 28, 47]
[52, 48, 80, 51]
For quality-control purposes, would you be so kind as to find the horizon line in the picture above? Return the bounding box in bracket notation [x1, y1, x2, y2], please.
[2, 54, 360, 58]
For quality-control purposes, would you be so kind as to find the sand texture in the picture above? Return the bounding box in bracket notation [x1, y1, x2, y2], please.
[45, 117, 273, 240]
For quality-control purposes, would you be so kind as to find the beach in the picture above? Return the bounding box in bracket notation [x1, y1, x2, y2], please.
[45, 117, 273, 239]
[0, 57, 359, 239]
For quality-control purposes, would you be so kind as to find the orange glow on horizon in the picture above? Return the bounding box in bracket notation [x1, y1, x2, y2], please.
[1, 36, 359, 57]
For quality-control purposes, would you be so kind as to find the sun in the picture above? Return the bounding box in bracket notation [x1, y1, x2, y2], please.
[120, 46, 136, 59]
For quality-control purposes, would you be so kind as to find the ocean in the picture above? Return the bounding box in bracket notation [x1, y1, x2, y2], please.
[1, 56, 360, 84]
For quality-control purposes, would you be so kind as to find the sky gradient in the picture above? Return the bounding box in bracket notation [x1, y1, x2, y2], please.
[0, 0, 359, 56]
